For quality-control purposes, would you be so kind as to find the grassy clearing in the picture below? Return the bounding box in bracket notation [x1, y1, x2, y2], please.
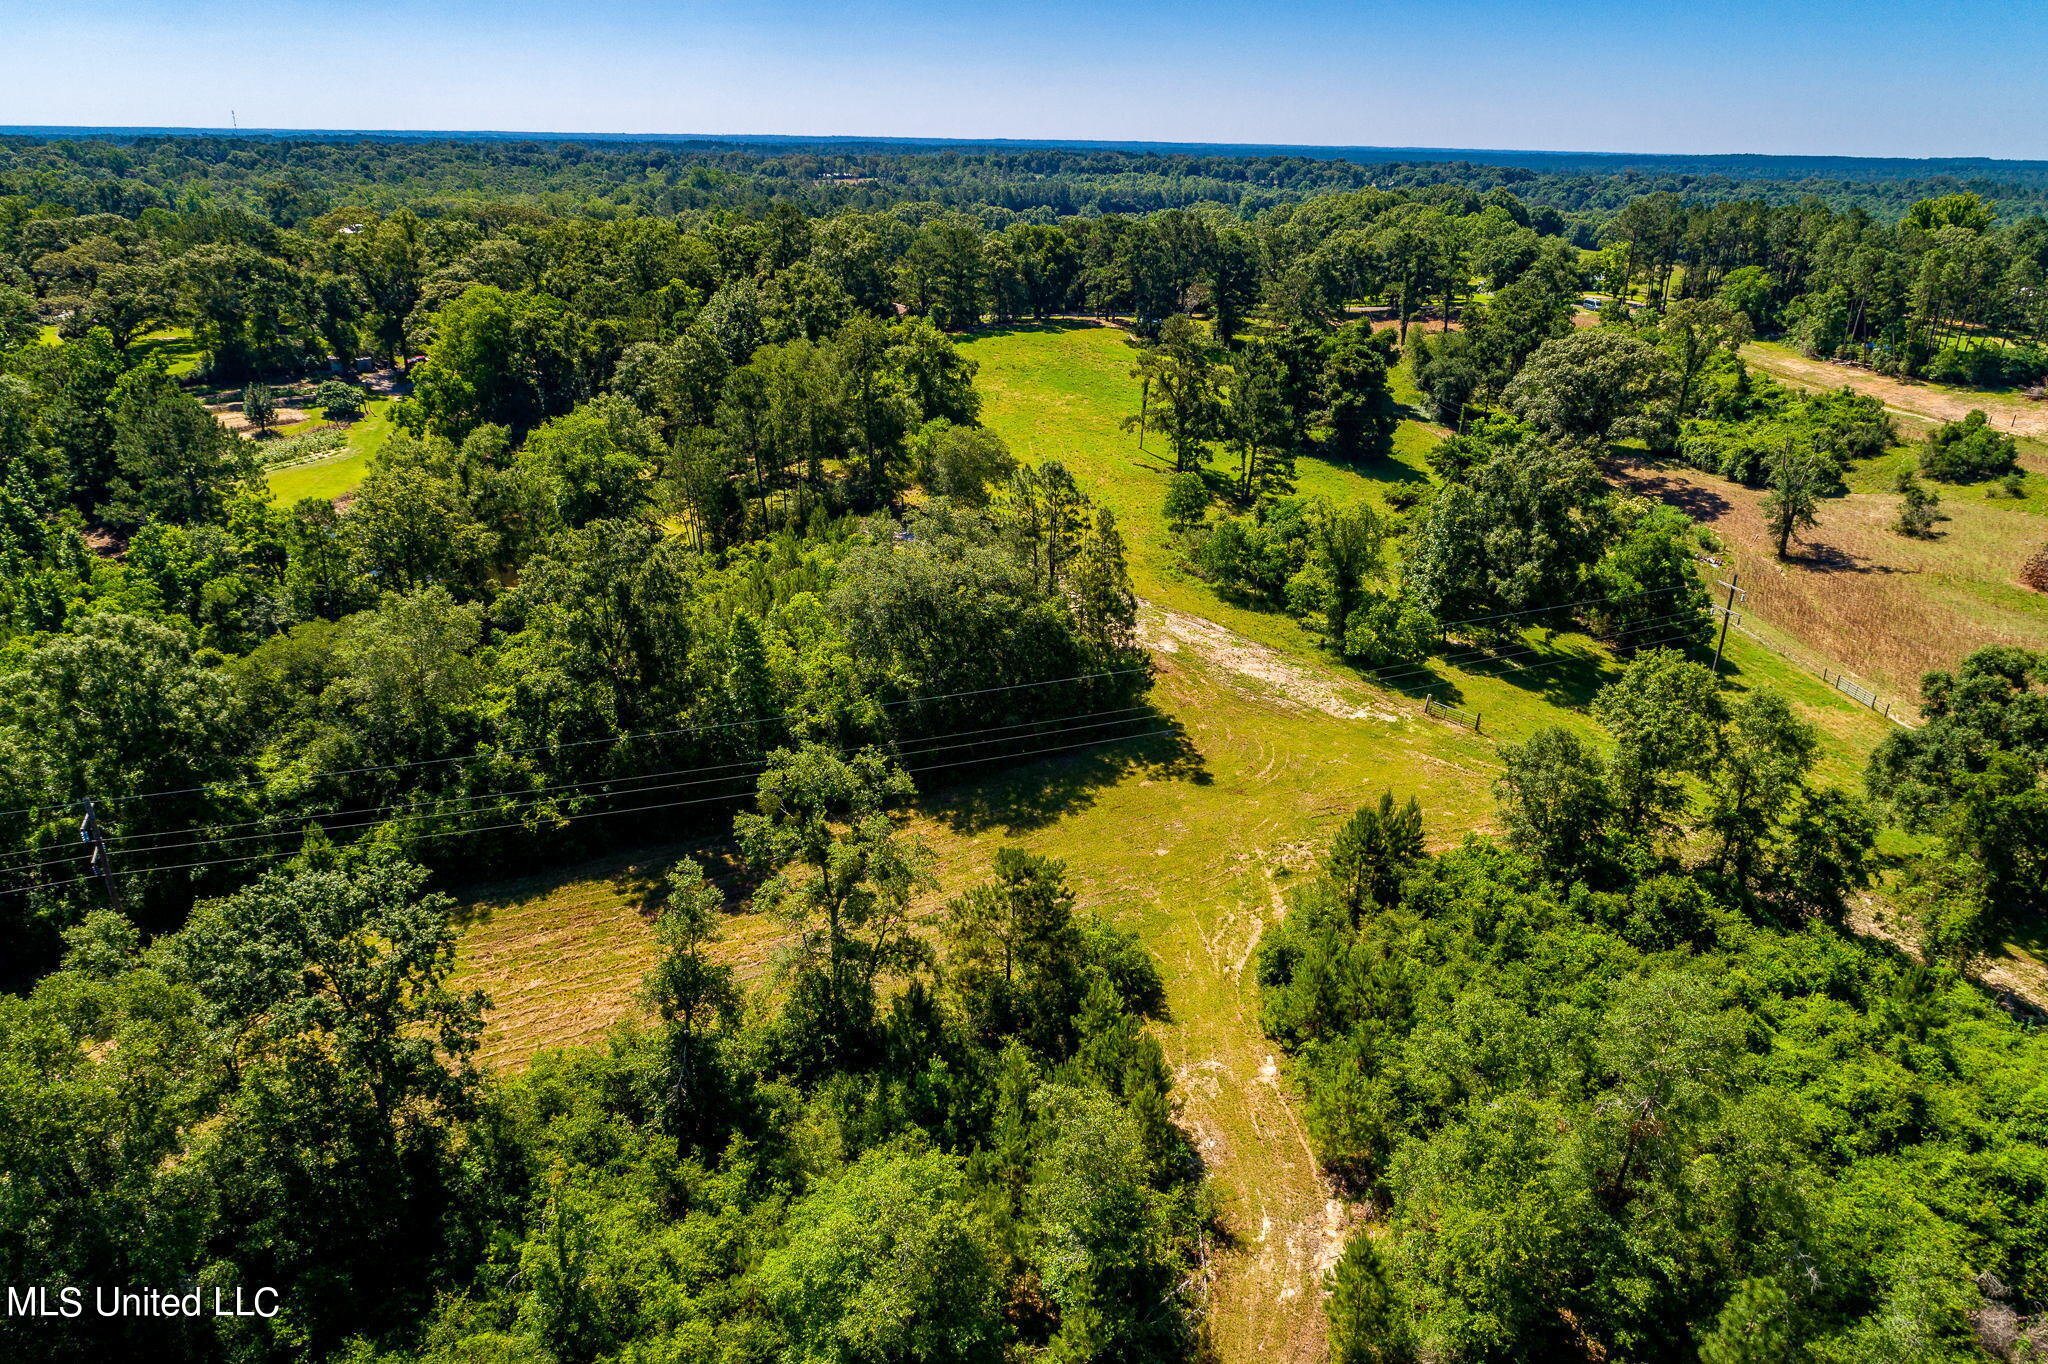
[263, 399, 396, 505]
[131, 326, 205, 378]
[962, 322, 1891, 766]
[453, 322, 1908, 1364]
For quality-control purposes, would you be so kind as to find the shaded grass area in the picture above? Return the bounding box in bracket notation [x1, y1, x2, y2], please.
[132, 326, 205, 378]
[264, 399, 397, 505]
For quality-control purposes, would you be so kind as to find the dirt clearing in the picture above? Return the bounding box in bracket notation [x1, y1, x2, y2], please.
[1141, 603, 1402, 722]
[1743, 342, 2048, 441]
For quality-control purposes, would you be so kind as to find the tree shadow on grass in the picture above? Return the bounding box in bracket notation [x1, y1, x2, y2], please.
[449, 838, 697, 931]
[968, 318, 1119, 339]
[1610, 461, 1736, 521]
[922, 707, 1209, 837]
[1351, 658, 1463, 708]
[1496, 642, 1624, 712]
[1789, 541, 1906, 575]
[1431, 631, 1630, 714]
[1316, 432, 1430, 487]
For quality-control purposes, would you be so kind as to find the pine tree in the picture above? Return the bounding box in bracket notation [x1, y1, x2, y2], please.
[1328, 1234, 1414, 1364]
[1327, 791, 1425, 915]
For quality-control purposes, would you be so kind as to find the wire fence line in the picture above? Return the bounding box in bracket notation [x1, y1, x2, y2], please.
[1726, 616, 1915, 729]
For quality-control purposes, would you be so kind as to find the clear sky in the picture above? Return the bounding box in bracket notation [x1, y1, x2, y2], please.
[4, 0, 2043, 160]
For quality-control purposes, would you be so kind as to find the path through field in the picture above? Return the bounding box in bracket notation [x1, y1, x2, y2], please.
[1743, 340, 2048, 439]
[453, 599, 1498, 1361]
[915, 637, 1479, 1363]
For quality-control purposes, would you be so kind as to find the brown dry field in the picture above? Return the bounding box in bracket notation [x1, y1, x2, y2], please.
[1612, 453, 2048, 698]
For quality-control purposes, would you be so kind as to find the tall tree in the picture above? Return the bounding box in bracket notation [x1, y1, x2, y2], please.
[1761, 443, 1825, 558]
[1226, 342, 1297, 499]
[734, 744, 932, 1073]
[1658, 298, 1753, 424]
[1125, 315, 1222, 473]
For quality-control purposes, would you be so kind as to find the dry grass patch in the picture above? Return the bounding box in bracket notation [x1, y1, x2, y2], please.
[1613, 454, 2048, 697]
[453, 841, 782, 1069]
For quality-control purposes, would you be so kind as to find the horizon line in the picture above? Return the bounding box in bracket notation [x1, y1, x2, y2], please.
[1, 125, 2042, 169]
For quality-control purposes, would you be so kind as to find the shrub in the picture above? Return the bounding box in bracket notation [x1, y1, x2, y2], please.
[258, 426, 348, 469]
[1342, 589, 1440, 668]
[1193, 498, 1313, 601]
[1162, 471, 1210, 533]
[1926, 342, 2048, 390]
[316, 379, 368, 420]
[1922, 409, 2017, 482]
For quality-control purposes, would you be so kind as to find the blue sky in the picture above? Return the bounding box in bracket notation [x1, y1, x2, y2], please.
[3, 0, 2043, 159]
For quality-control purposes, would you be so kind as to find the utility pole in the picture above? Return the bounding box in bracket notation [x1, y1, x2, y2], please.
[78, 798, 118, 908]
[1711, 569, 1743, 680]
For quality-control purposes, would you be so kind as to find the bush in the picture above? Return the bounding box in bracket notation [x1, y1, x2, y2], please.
[1342, 589, 1440, 668]
[1676, 418, 1776, 485]
[1922, 409, 2017, 482]
[1193, 498, 1313, 601]
[1673, 388, 1890, 488]
[316, 379, 367, 420]
[1162, 471, 1210, 533]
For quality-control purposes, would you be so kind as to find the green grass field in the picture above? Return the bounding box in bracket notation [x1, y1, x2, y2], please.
[130, 326, 206, 377]
[451, 322, 1912, 1363]
[263, 400, 397, 505]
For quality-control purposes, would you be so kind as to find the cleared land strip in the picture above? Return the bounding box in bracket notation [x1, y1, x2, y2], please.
[1742, 341, 2048, 440]
[1140, 602, 1403, 722]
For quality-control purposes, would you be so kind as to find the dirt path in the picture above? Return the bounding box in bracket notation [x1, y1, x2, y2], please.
[1141, 603, 1402, 722]
[1742, 343, 2048, 439]
[213, 405, 311, 435]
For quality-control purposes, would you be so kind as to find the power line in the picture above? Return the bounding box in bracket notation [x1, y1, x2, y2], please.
[1347, 607, 1708, 695]
[0, 664, 1150, 821]
[3, 724, 1178, 897]
[0, 704, 1159, 872]
[1422, 582, 1688, 633]
[1418, 605, 1702, 679]
[0, 709, 1171, 884]
[0, 586, 1700, 824]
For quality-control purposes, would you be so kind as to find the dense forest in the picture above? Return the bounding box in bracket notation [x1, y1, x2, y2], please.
[1263, 653, 2048, 1361]
[2, 132, 2047, 1363]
